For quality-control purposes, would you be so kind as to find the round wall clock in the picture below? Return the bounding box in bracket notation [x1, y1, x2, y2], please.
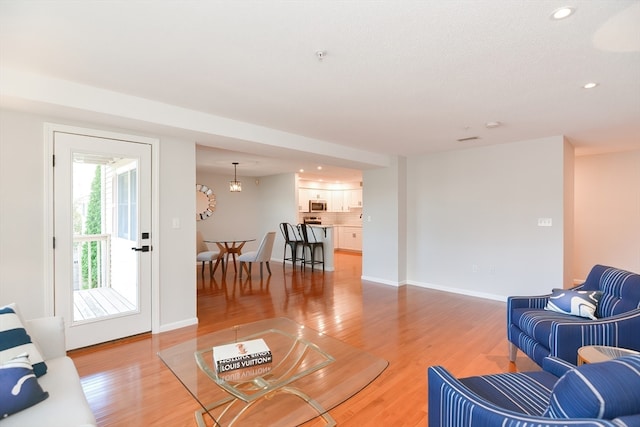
[196, 184, 216, 220]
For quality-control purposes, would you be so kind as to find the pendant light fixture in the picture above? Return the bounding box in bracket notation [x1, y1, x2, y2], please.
[229, 162, 242, 192]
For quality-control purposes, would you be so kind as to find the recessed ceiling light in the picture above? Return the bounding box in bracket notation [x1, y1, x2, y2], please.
[583, 82, 599, 89]
[551, 6, 575, 20]
[485, 121, 501, 129]
[299, 169, 304, 173]
[317, 166, 323, 171]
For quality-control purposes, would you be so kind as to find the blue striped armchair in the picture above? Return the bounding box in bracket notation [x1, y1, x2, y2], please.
[428, 355, 640, 427]
[508, 264, 640, 366]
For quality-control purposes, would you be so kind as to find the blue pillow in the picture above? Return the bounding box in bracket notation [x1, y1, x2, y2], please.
[544, 288, 602, 319]
[0, 304, 47, 377]
[544, 355, 640, 419]
[0, 353, 49, 419]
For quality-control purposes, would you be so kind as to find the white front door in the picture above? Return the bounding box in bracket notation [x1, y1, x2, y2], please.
[53, 130, 152, 350]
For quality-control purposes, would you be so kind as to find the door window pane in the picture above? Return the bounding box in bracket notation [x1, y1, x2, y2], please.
[117, 173, 129, 239]
[117, 169, 137, 241]
[130, 169, 137, 240]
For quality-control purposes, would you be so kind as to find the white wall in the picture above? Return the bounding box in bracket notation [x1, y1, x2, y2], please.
[195, 170, 297, 264]
[0, 110, 49, 319]
[195, 170, 262, 253]
[405, 136, 570, 299]
[574, 150, 640, 277]
[0, 108, 197, 331]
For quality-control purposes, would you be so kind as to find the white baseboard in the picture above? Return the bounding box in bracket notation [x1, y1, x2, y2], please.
[407, 280, 507, 302]
[155, 317, 198, 333]
[360, 275, 404, 287]
[360, 275, 507, 301]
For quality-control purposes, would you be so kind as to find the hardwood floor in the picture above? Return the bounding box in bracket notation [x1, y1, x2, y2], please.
[69, 251, 539, 426]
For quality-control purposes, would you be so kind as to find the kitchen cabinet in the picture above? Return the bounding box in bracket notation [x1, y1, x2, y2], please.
[331, 191, 346, 212]
[298, 189, 311, 211]
[299, 189, 330, 211]
[337, 226, 362, 252]
[298, 184, 362, 212]
[329, 189, 363, 212]
[347, 189, 363, 209]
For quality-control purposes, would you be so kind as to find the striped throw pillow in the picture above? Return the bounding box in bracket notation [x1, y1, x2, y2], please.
[544, 355, 640, 419]
[0, 304, 47, 377]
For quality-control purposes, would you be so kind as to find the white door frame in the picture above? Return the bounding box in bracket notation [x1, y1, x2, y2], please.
[44, 123, 161, 337]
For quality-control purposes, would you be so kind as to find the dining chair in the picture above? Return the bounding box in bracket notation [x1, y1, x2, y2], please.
[196, 231, 223, 277]
[279, 222, 302, 268]
[298, 224, 324, 272]
[238, 232, 276, 279]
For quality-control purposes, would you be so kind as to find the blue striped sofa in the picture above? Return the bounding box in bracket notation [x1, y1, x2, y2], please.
[508, 265, 640, 366]
[428, 354, 640, 426]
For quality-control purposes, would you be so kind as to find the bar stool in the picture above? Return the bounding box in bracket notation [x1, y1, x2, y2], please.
[298, 223, 324, 272]
[279, 222, 302, 268]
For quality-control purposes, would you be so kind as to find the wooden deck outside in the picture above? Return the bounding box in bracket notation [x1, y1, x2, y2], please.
[73, 288, 136, 321]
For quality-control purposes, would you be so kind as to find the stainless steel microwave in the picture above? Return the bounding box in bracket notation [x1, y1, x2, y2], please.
[309, 200, 327, 212]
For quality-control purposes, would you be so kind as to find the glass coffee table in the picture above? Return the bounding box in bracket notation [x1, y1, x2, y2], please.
[158, 317, 388, 426]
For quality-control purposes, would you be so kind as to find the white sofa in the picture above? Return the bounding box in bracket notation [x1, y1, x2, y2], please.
[2, 316, 96, 427]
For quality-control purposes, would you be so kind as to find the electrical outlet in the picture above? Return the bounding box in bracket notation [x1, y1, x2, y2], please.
[537, 218, 552, 227]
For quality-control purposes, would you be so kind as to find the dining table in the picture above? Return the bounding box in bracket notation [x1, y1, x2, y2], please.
[204, 239, 256, 274]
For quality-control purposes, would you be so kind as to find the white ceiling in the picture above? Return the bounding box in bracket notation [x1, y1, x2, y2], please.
[1, 0, 639, 181]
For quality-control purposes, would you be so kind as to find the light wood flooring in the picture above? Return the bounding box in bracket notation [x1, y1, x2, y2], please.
[69, 251, 539, 426]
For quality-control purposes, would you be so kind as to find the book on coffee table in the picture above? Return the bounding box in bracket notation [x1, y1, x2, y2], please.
[213, 338, 272, 373]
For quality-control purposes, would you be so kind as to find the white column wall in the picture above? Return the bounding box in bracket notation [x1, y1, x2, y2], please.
[361, 156, 407, 286]
[157, 137, 197, 331]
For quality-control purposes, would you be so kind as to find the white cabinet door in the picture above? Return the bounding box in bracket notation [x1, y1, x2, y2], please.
[348, 189, 363, 208]
[298, 189, 310, 211]
[331, 190, 345, 212]
[338, 226, 362, 251]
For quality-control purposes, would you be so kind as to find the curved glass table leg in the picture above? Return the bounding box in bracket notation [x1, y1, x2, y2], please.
[195, 386, 336, 427]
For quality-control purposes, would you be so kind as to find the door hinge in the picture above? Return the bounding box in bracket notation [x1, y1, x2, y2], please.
[52, 155, 55, 167]
[53, 237, 56, 249]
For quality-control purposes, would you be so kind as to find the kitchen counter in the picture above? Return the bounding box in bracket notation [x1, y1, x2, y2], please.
[306, 224, 335, 271]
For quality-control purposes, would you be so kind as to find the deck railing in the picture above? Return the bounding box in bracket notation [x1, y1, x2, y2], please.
[73, 234, 111, 290]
